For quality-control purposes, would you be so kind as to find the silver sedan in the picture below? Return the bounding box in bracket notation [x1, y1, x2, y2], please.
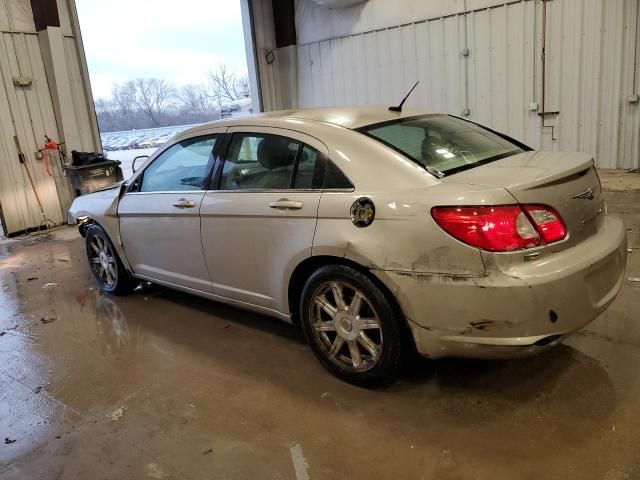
[69, 107, 627, 386]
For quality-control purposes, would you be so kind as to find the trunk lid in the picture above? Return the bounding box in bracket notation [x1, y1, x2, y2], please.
[442, 151, 605, 250]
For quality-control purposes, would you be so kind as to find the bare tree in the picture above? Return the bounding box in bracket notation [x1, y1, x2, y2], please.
[177, 84, 217, 118]
[94, 97, 113, 113]
[94, 97, 119, 131]
[131, 78, 176, 126]
[207, 64, 247, 106]
[112, 81, 137, 129]
[100, 68, 250, 132]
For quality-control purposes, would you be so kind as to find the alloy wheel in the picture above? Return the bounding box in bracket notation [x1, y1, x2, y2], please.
[88, 234, 117, 287]
[309, 281, 383, 372]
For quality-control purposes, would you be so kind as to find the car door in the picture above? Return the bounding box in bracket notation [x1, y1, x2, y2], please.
[118, 132, 222, 291]
[200, 127, 327, 313]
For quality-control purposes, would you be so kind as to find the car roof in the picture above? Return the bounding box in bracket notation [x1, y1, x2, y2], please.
[182, 106, 429, 135]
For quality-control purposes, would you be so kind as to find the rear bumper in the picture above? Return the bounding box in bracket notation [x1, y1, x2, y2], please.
[408, 328, 568, 359]
[374, 214, 627, 359]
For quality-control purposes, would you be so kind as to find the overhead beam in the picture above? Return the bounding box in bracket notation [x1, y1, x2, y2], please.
[272, 0, 296, 48]
[30, 0, 60, 31]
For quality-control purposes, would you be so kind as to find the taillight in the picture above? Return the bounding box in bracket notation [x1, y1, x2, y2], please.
[431, 205, 566, 252]
[522, 205, 567, 244]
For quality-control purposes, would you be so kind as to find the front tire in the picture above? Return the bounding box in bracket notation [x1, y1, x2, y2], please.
[85, 224, 134, 295]
[300, 265, 406, 387]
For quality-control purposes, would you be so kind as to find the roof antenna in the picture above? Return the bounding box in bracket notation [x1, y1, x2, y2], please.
[389, 81, 419, 112]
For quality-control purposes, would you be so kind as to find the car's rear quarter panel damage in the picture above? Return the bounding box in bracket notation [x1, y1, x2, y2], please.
[312, 183, 518, 331]
[312, 173, 627, 359]
[314, 182, 518, 275]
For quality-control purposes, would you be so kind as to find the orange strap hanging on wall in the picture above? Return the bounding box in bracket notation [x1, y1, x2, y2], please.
[42, 137, 59, 177]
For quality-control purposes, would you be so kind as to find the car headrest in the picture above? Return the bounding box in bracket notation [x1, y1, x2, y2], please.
[257, 137, 295, 170]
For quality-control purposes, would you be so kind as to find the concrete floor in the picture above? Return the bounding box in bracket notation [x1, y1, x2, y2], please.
[0, 173, 639, 480]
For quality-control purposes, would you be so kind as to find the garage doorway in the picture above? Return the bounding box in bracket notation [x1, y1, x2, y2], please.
[75, 0, 255, 177]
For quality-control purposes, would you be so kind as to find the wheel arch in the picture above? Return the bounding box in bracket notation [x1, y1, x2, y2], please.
[76, 215, 96, 237]
[81, 217, 134, 274]
[287, 255, 416, 351]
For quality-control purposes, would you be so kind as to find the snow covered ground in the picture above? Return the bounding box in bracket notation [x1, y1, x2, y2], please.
[105, 148, 156, 178]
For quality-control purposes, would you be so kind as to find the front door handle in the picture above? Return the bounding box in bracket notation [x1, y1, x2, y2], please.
[269, 199, 303, 210]
[173, 198, 196, 208]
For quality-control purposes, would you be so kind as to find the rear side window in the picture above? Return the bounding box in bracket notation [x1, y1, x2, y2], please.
[323, 159, 353, 189]
[218, 134, 351, 191]
[294, 145, 324, 189]
[220, 134, 300, 190]
[295, 145, 352, 190]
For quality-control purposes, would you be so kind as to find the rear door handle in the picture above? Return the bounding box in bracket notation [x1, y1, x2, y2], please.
[173, 198, 196, 208]
[269, 199, 303, 210]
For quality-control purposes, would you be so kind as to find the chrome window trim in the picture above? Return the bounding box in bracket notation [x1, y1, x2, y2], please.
[202, 188, 356, 194]
[125, 190, 207, 195]
[125, 188, 355, 195]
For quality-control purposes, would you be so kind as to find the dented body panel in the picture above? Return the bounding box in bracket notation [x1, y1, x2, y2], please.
[375, 214, 626, 358]
[67, 184, 132, 272]
[312, 183, 512, 276]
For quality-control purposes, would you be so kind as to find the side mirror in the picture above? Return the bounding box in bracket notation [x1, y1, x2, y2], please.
[132, 155, 149, 173]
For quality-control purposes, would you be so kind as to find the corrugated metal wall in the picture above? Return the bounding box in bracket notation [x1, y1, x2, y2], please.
[58, 0, 101, 153]
[0, 0, 99, 235]
[295, 0, 640, 169]
[0, 0, 65, 233]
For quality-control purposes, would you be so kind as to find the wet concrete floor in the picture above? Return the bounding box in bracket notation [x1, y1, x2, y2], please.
[0, 186, 639, 479]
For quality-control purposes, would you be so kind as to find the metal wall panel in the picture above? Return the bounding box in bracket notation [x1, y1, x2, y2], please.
[63, 37, 95, 150]
[296, 0, 531, 45]
[0, 0, 35, 32]
[620, 0, 640, 169]
[295, 0, 640, 169]
[57, 0, 73, 36]
[0, 0, 100, 234]
[0, 32, 64, 233]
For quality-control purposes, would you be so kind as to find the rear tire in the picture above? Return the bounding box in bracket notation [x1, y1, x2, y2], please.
[300, 265, 406, 387]
[85, 224, 134, 295]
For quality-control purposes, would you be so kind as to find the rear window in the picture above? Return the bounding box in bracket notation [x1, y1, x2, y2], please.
[359, 115, 527, 176]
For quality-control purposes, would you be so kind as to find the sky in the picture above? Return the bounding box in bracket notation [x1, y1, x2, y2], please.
[75, 0, 248, 99]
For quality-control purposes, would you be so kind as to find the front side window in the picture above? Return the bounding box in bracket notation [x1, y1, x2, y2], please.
[360, 115, 527, 176]
[140, 135, 217, 192]
[220, 134, 302, 190]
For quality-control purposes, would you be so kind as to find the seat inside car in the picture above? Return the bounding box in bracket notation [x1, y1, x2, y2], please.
[253, 136, 297, 189]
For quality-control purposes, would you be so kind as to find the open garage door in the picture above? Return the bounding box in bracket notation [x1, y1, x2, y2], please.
[76, 0, 256, 177]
